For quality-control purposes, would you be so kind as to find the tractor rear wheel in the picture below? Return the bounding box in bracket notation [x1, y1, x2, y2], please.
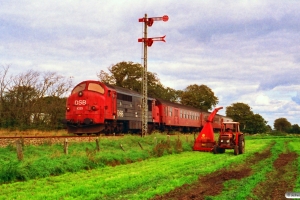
[234, 145, 239, 155]
[238, 135, 245, 154]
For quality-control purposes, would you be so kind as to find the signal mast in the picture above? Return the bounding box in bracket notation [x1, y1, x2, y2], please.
[138, 14, 168, 136]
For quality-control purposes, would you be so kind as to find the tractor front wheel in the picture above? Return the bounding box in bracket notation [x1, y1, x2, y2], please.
[238, 135, 245, 154]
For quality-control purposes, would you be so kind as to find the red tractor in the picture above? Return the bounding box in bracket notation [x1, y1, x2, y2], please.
[213, 122, 245, 155]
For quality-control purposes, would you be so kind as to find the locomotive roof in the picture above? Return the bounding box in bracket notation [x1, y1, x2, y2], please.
[104, 84, 155, 100]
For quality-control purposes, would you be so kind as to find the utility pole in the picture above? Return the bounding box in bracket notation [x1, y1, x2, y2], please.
[138, 14, 168, 137]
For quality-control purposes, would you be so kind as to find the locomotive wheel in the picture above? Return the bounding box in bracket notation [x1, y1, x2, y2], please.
[238, 135, 245, 154]
[234, 145, 239, 155]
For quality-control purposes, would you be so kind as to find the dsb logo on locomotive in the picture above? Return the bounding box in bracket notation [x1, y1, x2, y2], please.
[74, 100, 87, 106]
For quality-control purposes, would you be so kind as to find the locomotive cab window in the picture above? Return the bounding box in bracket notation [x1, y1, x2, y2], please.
[88, 83, 105, 94]
[72, 83, 86, 94]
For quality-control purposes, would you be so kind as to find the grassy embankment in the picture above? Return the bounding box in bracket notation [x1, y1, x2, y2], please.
[0, 137, 273, 200]
[0, 133, 194, 184]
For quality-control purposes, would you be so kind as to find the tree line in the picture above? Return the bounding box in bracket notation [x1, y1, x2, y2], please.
[0, 65, 72, 130]
[0, 62, 298, 134]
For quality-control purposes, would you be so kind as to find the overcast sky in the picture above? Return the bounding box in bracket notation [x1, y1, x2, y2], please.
[1, 0, 300, 128]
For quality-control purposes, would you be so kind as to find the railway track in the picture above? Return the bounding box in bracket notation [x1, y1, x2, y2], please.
[0, 134, 124, 148]
[0, 134, 124, 139]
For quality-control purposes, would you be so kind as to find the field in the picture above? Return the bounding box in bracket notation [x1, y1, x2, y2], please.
[0, 133, 299, 200]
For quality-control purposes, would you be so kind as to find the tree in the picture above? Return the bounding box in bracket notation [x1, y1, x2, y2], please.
[2, 85, 38, 128]
[266, 125, 273, 132]
[97, 61, 180, 102]
[99, 61, 144, 90]
[289, 124, 300, 134]
[0, 65, 12, 126]
[226, 102, 269, 134]
[274, 118, 292, 132]
[226, 102, 254, 130]
[180, 84, 218, 111]
[243, 113, 268, 134]
[0, 68, 73, 130]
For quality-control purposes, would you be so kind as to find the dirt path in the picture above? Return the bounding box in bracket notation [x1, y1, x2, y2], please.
[152, 145, 273, 200]
[250, 150, 298, 200]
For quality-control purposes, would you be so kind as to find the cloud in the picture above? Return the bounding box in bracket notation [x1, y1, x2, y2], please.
[292, 92, 300, 105]
[1, 0, 300, 127]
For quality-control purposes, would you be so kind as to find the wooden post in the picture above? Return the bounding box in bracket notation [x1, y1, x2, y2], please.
[96, 138, 100, 152]
[120, 144, 125, 151]
[16, 139, 23, 161]
[138, 142, 144, 150]
[167, 135, 170, 144]
[64, 138, 68, 155]
[20, 136, 24, 147]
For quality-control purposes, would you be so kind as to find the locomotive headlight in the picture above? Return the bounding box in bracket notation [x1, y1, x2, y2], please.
[78, 91, 83, 97]
[221, 140, 223, 142]
[66, 107, 70, 111]
[91, 106, 98, 111]
[227, 140, 230, 143]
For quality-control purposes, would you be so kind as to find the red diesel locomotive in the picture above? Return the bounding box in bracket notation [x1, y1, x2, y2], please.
[63, 80, 232, 135]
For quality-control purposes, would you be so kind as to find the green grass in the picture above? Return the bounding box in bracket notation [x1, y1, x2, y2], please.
[0, 133, 194, 184]
[289, 141, 300, 193]
[208, 138, 300, 200]
[1, 134, 299, 199]
[0, 139, 271, 200]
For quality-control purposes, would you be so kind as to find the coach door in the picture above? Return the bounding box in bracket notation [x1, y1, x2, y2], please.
[174, 108, 179, 125]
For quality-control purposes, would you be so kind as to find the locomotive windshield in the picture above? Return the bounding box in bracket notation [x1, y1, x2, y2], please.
[71, 82, 105, 95]
[88, 83, 105, 94]
[72, 83, 86, 94]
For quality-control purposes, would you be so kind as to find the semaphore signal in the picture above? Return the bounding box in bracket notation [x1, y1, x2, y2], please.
[138, 14, 168, 137]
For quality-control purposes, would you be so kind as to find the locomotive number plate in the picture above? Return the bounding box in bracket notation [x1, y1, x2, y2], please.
[117, 110, 124, 117]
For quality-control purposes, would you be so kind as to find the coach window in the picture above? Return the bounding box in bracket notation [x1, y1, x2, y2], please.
[169, 107, 172, 117]
[88, 83, 104, 94]
[165, 106, 167, 116]
[72, 83, 86, 94]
